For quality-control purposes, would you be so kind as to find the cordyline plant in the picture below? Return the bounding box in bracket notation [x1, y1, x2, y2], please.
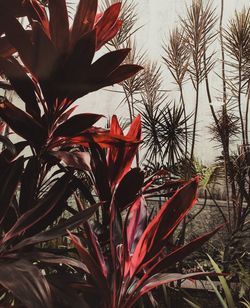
[65, 127, 223, 307]
[0, 0, 142, 156]
[0, 0, 224, 307]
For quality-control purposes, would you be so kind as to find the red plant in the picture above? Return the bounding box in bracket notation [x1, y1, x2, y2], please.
[68, 176, 223, 308]
[0, 1, 223, 307]
[0, 155, 101, 307]
[0, 0, 142, 156]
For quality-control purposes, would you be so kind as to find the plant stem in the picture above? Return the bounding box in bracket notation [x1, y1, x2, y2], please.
[207, 188, 229, 230]
[245, 83, 250, 145]
[190, 80, 199, 160]
[219, 0, 232, 232]
[179, 84, 188, 157]
[130, 90, 140, 167]
[238, 59, 246, 146]
[220, 0, 227, 106]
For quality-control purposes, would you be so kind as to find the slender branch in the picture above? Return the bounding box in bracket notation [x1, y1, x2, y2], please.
[179, 84, 188, 157]
[238, 58, 246, 146]
[190, 79, 199, 160]
[245, 82, 250, 145]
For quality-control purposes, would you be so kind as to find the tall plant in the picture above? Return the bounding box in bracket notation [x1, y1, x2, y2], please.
[180, 0, 216, 160]
[0, 1, 225, 307]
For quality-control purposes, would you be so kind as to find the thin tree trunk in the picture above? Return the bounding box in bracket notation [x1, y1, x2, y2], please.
[219, 0, 232, 232]
[179, 84, 188, 157]
[190, 80, 199, 160]
[238, 59, 246, 146]
[245, 83, 250, 145]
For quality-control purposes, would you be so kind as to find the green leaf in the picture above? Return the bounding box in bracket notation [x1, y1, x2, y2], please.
[206, 275, 228, 308]
[183, 297, 201, 308]
[207, 255, 235, 308]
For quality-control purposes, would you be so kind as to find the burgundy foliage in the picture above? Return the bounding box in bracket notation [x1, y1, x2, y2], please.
[0, 1, 223, 307]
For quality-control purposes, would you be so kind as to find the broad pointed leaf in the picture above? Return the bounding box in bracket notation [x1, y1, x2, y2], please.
[0, 13, 35, 72]
[0, 157, 23, 225]
[95, 3, 122, 49]
[0, 259, 52, 308]
[19, 157, 40, 214]
[68, 231, 109, 296]
[11, 203, 101, 250]
[131, 177, 199, 275]
[104, 64, 143, 86]
[54, 113, 103, 137]
[3, 174, 71, 243]
[0, 57, 40, 118]
[48, 0, 69, 52]
[71, 0, 97, 47]
[90, 49, 130, 81]
[0, 98, 46, 148]
[114, 168, 144, 210]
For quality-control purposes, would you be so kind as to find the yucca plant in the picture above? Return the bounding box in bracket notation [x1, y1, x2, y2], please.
[180, 0, 217, 160]
[163, 27, 190, 156]
[140, 100, 192, 166]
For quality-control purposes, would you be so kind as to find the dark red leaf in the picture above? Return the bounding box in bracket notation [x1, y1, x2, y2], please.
[95, 3, 122, 49]
[3, 174, 71, 243]
[57, 106, 78, 124]
[25, 0, 50, 35]
[51, 151, 91, 171]
[1, 196, 18, 233]
[0, 37, 16, 58]
[71, 0, 97, 47]
[0, 259, 52, 308]
[48, 0, 69, 52]
[110, 196, 123, 261]
[110, 114, 123, 136]
[130, 177, 199, 275]
[83, 221, 108, 278]
[0, 98, 46, 148]
[68, 231, 109, 295]
[0, 0, 26, 17]
[54, 113, 103, 137]
[0, 13, 35, 72]
[0, 157, 23, 225]
[96, 19, 122, 50]
[32, 21, 58, 81]
[90, 49, 130, 81]
[90, 143, 111, 202]
[0, 57, 41, 118]
[128, 272, 219, 307]
[19, 157, 40, 214]
[11, 203, 101, 250]
[107, 116, 141, 187]
[57, 30, 96, 100]
[70, 130, 140, 148]
[127, 114, 142, 140]
[0, 141, 27, 168]
[19, 251, 89, 273]
[114, 168, 144, 210]
[125, 196, 147, 254]
[145, 224, 224, 276]
[104, 64, 143, 86]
